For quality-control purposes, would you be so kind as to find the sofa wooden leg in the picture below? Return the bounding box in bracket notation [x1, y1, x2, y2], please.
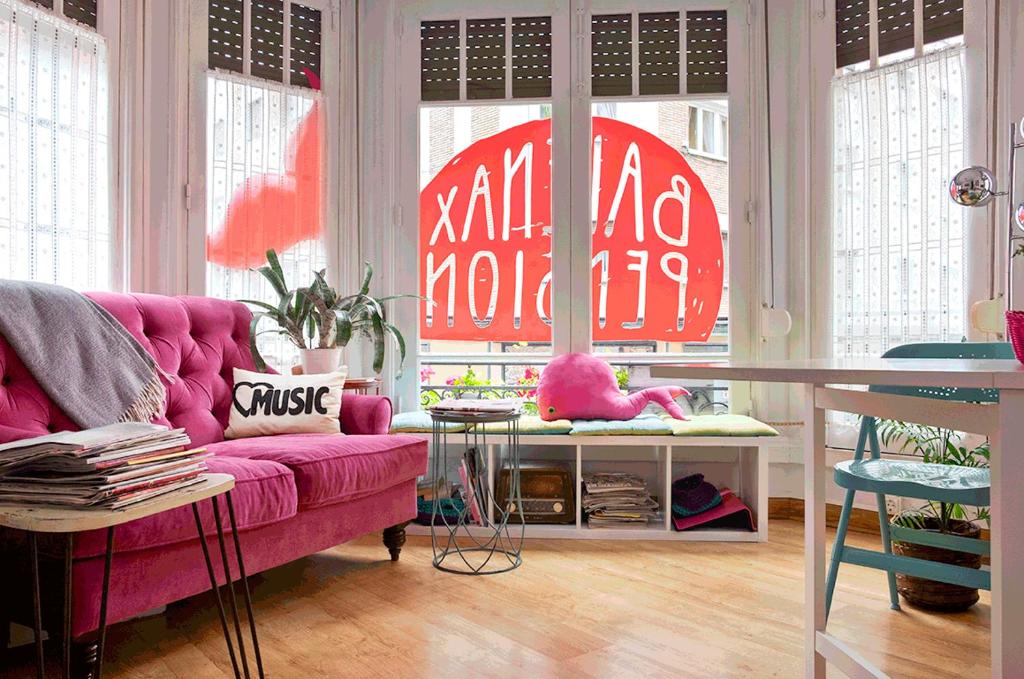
[382, 523, 407, 562]
[71, 637, 100, 679]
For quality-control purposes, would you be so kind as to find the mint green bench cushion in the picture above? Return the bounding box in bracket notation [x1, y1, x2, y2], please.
[390, 411, 467, 433]
[478, 415, 573, 434]
[663, 414, 779, 437]
[570, 414, 674, 436]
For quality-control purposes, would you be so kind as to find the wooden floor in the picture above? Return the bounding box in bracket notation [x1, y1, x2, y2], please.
[2, 520, 990, 678]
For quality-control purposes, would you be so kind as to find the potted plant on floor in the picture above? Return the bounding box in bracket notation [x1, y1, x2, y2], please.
[878, 420, 990, 610]
[242, 249, 414, 375]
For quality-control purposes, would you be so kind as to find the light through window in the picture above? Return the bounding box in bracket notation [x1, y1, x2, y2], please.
[0, 0, 112, 290]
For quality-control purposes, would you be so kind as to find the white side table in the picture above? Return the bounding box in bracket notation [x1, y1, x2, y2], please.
[0, 473, 264, 679]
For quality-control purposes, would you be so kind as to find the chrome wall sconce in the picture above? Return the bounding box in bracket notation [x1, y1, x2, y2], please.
[950, 117, 1024, 315]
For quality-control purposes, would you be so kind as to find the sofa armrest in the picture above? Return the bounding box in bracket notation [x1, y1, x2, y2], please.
[341, 393, 393, 435]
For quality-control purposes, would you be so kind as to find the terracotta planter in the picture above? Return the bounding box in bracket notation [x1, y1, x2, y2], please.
[892, 517, 983, 611]
[300, 347, 344, 374]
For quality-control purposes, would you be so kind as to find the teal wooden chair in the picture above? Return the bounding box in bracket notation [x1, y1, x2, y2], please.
[824, 342, 1008, 618]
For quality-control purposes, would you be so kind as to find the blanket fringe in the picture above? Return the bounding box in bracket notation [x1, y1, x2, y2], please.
[118, 376, 167, 423]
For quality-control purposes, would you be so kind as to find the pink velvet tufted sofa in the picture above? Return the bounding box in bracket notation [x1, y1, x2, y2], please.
[0, 292, 427, 673]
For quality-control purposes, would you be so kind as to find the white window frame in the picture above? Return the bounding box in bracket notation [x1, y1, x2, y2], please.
[807, 0, 994, 359]
[686, 102, 728, 160]
[184, 0, 354, 298]
[392, 0, 757, 412]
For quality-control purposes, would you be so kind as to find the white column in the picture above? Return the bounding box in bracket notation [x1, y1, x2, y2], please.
[991, 388, 1024, 676]
[803, 383, 826, 678]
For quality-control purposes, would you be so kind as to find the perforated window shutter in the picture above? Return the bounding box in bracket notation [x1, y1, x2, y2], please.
[512, 16, 551, 98]
[836, 1, 869, 68]
[290, 3, 321, 86]
[209, 0, 244, 74]
[421, 20, 461, 102]
[62, 0, 96, 28]
[877, 0, 913, 57]
[923, 0, 963, 44]
[638, 12, 679, 96]
[686, 11, 727, 94]
[591, 14, 632, 97]
[250, 0, 284, 82]
[466, 18, 505, 100]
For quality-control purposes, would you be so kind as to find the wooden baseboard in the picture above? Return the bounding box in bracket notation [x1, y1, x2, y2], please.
[768, 497, 991, 542]
[768, 497, 884, 535]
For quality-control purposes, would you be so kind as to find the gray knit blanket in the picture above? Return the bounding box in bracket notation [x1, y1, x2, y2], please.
[0, 280, 166, 428]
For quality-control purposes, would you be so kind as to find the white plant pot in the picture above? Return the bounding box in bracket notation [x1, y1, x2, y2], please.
[300, 347, 344, 374]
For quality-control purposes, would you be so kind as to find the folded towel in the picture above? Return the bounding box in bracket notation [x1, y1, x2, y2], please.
[0, 281, 166, 428]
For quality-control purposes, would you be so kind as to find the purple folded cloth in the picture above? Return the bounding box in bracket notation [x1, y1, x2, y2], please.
[672, 473, 722, 516]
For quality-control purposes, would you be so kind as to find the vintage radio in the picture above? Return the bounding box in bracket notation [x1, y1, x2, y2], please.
[495, 463, 575, 524]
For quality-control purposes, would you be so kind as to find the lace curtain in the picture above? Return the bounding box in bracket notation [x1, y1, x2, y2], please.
[830, 47, 967, 445]
[0, 0, 111, 289]
[204, 72, 325, 370]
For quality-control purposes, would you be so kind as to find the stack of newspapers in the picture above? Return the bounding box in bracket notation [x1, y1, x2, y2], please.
[430, 398, 521, 415]
[0, 422, 208, 509]
[582, 472, 659, 528]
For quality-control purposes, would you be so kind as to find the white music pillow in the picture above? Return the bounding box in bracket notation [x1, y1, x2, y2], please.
[225, 367, 347, 439]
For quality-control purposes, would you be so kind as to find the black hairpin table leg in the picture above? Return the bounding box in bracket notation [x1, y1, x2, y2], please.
[192, 502, 242, 679]
[211, 496, 251, 679]
[28, 532, 44, 679]
[63, 533, 73, 679]
[224, 491, 264, 679]
[94, 527, 115, 679]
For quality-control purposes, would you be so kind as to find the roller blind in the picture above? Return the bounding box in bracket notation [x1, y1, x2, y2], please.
[638, 12, 680, 96]
[420, 20, 461, 102]
[28, 0, 97, 29]
[835, 0, 963, 69]
[591, 14, 632, 97]
[207, 0, 321, 88]
[877, 0, 913, 58]
[511, 16, 551, 98]
[290, 3, 321, 87]
[686, 10, 727, 95]
[466, 18, 506, 100]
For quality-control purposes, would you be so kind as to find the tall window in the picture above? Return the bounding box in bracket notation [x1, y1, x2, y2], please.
[413, 6, 741, 413]
[831, 1, 966, 360]
[202, 0, 325, 370]
[0, 0, 112, 290]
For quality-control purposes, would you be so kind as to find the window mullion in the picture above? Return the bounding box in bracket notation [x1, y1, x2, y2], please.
[550, 5, 576, 356]
[568, 1, 592, 354]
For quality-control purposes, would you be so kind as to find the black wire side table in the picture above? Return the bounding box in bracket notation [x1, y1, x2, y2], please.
[429, 410, 524, 575]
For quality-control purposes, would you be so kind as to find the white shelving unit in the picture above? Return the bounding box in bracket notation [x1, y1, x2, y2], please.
[406, 434, 780, 542]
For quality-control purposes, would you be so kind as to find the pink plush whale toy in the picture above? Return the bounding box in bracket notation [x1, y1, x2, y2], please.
[536, 353, 688, 421]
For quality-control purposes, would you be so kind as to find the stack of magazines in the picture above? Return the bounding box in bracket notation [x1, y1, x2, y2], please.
[430, 398, 521, 415]
[582, 472, 659, 528]
[0, 423, 208, 509]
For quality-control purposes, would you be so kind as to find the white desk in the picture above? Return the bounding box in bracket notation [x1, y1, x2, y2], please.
[652, 358, 1024, 679]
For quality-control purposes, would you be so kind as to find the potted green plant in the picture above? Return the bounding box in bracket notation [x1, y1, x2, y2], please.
[877, 420, 990, 610]
[242, 249, 413, 375]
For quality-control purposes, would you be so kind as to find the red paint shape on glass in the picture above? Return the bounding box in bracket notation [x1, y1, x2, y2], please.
[419, 117, 723, 343]
[205, 70, 322, 269]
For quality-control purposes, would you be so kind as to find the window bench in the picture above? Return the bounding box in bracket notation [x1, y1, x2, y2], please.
[393, 413, 784, 542]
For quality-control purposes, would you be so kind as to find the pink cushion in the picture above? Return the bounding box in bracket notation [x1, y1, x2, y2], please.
[72, 455, 298, 558]
[206, 433, 427, 510]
